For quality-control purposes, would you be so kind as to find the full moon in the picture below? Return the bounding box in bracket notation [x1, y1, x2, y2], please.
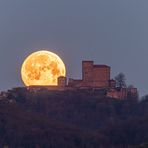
[21, 50, 66, 86]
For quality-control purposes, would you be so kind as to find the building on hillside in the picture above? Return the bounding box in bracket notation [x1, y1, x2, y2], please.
[64, 61, 138, 99]
[28, 60, 138, 100]
[107, 88, 128, 99]
[68, 61, 111, 88]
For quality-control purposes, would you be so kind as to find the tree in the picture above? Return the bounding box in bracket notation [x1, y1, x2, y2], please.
[115, 73, 126, 88]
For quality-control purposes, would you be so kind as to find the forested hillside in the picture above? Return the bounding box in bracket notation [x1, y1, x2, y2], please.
[0, 88, 148, 147]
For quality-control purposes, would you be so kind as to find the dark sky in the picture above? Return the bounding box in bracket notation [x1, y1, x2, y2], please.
[0, 0, 148, 96]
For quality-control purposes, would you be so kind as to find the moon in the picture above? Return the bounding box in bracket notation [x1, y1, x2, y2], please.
[21, 50, 66, 86]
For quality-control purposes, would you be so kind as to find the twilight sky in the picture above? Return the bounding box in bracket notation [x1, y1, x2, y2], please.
[0, 0, 148, 96]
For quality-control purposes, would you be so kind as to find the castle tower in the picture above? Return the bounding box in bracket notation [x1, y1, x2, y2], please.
[58, 76, 67, 87]
[82, 61, 93, 86]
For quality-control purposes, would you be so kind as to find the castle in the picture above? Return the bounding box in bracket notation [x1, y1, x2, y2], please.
[68, 61, 111, 88]
[28, 61, 138, 99]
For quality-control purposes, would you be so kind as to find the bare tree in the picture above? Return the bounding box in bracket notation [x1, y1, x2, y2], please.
[115, 72, 126, 88]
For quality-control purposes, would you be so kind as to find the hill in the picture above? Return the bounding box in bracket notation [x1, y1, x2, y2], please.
[0, 87, 148, 147]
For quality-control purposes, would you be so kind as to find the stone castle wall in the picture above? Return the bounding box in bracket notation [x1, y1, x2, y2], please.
[82, 61, 93, 84]
[92, 65, 110, 88]
[69, 61, 111, 88]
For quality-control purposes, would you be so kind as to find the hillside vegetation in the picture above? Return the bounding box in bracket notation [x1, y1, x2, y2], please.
[0, 88, 148, 147]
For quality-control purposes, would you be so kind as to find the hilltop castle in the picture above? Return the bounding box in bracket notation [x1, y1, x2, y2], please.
[0, 61, 138, 100]
[68, 61, 112, 88]
[28, 61, 138, 100]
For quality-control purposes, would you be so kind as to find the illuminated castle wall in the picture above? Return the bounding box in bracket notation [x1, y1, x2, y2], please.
[68, 61, 111, 88]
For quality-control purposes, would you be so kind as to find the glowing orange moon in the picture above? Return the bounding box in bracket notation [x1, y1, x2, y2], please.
[21, 50, 66, 86]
